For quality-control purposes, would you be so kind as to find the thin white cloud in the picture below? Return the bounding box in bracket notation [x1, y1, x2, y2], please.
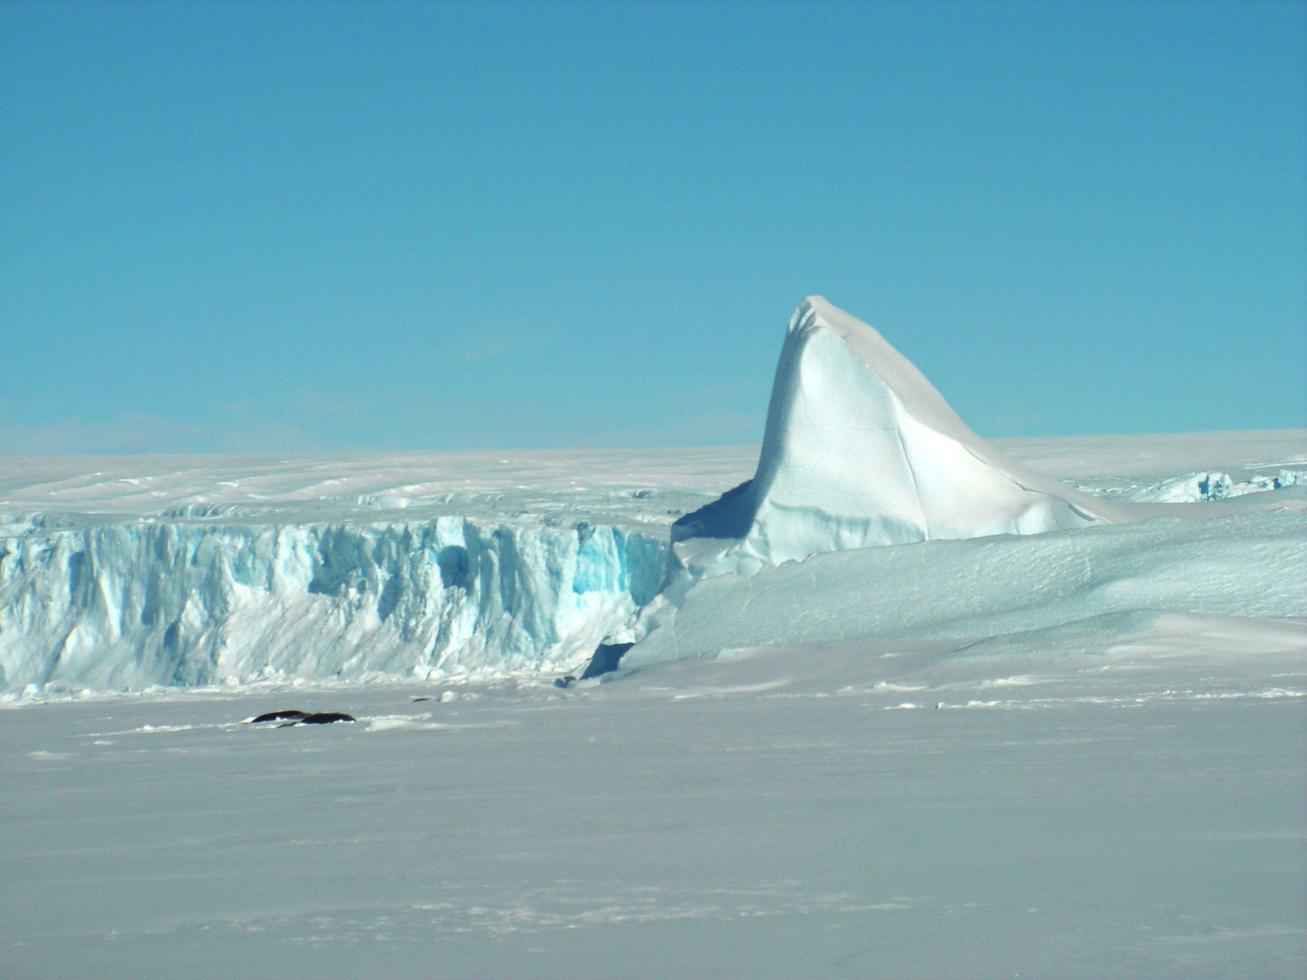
[451, 338, 540, 366]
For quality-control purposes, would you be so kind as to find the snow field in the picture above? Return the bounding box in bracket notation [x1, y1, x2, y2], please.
[1, 428, 1304, 976]
[2, 657, 1303, 978]
[2, 294, 1303, 976]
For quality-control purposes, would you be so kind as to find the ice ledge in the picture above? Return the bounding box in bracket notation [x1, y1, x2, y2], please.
[0, 515, 671, 694]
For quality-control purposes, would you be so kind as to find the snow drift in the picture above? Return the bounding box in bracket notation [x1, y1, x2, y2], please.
[674, 296, 1134, 574]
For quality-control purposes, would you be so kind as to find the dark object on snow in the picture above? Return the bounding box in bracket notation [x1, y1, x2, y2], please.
[250, 709, 310, 723]
[251, 709, 355, 726]
[554, 675, 577, 689]
[411, 696, 432, 702]
[580, 642, 634, 680]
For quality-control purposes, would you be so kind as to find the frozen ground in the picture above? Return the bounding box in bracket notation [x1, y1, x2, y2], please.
[1, 429, 1305, 976]
[2, 645, 1304, 978]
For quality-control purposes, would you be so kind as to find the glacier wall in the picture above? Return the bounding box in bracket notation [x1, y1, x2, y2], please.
[0, 515, 669, 694]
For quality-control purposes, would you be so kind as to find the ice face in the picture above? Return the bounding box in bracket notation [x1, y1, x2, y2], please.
[679, 297, 1133, 572]
[0, 515, 669, 693]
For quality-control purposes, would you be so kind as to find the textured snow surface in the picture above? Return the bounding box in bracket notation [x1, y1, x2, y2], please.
[2, 644, 1304, 978]
[628, 508, 1307, 670]
[2, 433, 1305, 976]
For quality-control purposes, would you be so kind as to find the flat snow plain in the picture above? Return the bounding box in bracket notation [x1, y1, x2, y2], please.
[2, 431, 1306, 978]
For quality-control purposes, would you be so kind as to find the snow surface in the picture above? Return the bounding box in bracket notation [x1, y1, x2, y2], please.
[1, 298, 1305, 974]
[2, 627, 1304, 977]
[628, 506, 1307, 670]
[1, 432, 1304, 975]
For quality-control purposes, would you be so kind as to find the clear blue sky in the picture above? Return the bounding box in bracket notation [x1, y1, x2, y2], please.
[2, 1, 1304, 453]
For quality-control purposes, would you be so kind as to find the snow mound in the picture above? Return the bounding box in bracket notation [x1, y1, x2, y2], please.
[628, 507, 1307, 671]
[676, 296, 1133, 572]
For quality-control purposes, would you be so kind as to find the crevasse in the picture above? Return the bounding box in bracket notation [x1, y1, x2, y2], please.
[0, 515, 669, 693]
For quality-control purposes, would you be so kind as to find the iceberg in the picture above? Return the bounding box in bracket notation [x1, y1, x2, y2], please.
[673, 296, 1135, 575]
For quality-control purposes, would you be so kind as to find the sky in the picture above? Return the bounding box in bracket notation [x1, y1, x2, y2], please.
[1, 0, 1304, 454]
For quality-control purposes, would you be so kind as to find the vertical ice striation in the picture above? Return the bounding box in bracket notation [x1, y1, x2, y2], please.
[0, 515, 669, 693]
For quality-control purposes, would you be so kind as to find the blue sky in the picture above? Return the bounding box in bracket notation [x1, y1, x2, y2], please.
[2, 1, 1303, 453]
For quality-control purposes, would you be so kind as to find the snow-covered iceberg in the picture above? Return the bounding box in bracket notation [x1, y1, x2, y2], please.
[673, 296, 1133, 574]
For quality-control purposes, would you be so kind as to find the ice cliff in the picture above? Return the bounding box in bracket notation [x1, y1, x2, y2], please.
[672, 296, 1134, 575]
[0, 514, 667, 693]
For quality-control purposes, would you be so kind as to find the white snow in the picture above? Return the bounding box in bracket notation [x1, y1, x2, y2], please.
[626, 507, 1307, 671]
[1, 628, 1304, 977]
[674, 297, 1140, 576]
[1, 300, 1304, 975]
[0, 430, 1303, 976]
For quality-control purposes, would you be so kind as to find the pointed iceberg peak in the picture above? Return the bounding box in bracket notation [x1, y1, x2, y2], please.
[780, 295, 980, 446]
[678, 297, 1130, 572]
